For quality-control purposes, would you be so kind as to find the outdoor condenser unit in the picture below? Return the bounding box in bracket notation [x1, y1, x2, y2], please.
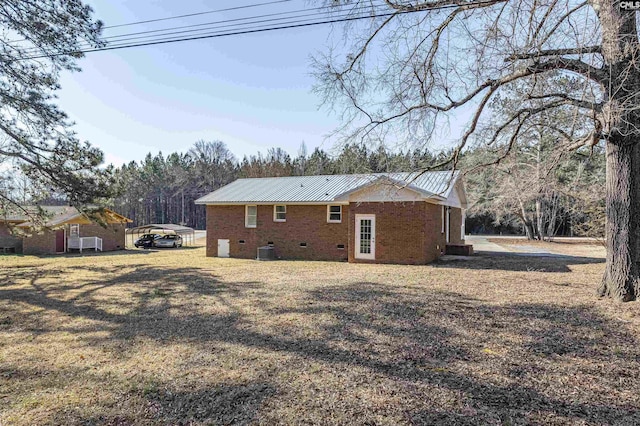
[257, 246, 275, 261]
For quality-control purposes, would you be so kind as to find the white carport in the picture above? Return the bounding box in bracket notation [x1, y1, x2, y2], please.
[125, 224, 196, 247]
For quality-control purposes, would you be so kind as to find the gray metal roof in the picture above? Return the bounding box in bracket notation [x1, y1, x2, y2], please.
[195, 171, 459, 204]
[5, 206, 131, 227]
[125, 224, 195, 235]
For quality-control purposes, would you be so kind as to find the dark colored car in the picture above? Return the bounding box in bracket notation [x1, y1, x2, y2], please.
[134, 233, 161, 248]
[153, 234, 183, 248]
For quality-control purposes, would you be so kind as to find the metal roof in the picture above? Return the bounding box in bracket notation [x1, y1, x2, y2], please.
[7, 206, 131, 227]
[125, 224, 195, 235]
[195, 171, 459, 204]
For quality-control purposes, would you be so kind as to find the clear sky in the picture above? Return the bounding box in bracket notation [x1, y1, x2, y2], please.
[56, 0, 344, 167]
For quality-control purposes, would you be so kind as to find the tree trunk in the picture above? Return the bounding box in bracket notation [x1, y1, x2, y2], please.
[535, 199, 543, 240]
[599, 141, 640, 301]
[518, 199, 535, 240]
[545, 194, 559, 242]
[523, 221, 535, 240]
[593, 0, 640, 302]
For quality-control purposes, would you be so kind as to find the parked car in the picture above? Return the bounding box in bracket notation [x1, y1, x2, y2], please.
[134, 233, 161, 248]
[153, 234, 182, 248]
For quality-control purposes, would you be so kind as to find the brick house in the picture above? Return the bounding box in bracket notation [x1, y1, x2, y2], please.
[0, 206, 131, 255]
[195, 172, 469, 264]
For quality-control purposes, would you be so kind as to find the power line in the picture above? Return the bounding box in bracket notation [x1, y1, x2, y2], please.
[4, 0, 299, 46]
[25, 3, 382, 53]
[19, 10, 404, 60]
[15, 1, 496, 61]
[100, 3, 354, 41]
[15, 1, 390, 56]
[16, 1, 393, 57]
[103, 0, 295, 29]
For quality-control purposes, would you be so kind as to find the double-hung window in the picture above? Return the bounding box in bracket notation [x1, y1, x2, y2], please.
[273, 205, 286, 222]
[327, 205, 342, 223]
[70, 224, 79, 237]
[245, 205, 257, 228]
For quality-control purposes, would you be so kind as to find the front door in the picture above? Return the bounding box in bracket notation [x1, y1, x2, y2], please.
[55, 229, 65, 253]
[355, 214, 375, 260]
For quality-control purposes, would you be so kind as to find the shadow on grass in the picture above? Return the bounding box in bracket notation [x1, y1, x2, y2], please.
[79, 382, 275, 426]
[20, 249, 159, 259]
[1, 268, 638, 424]
[437, 251, 605, 272]
[10, 246, 206, 259]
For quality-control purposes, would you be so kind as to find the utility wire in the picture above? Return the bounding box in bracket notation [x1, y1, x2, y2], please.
[15, 1, 496, 61]
[15, 1, 390, 56]
[19, 11, 404, 60]
[4, 0, 298, 46]
[16, 1, 393, 57]
[108, 0, 296, 29]
[18, 2, 387, 55]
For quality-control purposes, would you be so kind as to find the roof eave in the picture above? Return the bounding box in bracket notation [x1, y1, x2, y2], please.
[333, 176, 436, 201]
[195, 200, 350, 205]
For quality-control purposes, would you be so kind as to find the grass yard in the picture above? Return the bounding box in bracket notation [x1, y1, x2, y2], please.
[1, 247, 639, 425]
[486, 238, 606, 258]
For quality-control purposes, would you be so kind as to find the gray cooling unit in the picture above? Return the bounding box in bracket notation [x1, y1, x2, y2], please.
[257, 246, 275, 261]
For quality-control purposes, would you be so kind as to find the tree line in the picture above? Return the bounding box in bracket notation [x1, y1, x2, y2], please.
[111, 141, 447, 229]
[111, 139, 605, 238]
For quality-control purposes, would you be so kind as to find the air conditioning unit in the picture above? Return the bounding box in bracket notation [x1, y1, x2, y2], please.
[257, 245, 275, 261]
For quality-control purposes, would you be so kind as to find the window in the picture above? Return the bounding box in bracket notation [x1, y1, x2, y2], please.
[327, 205, 342, 223]
[273, 205, 286, 222]
[441, 206, 445, 233]
[245, 205, 257, 228]
[70, 224, 79, 237]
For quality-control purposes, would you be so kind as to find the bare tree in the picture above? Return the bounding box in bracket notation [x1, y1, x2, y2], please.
[313, 0, 639, 301]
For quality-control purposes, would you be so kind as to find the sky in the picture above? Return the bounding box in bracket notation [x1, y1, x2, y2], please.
[56, 0, 345, 167]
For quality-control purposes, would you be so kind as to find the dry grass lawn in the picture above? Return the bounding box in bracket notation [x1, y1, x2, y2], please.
[1, 246, 639, 425]
[487, 238, 606, 258]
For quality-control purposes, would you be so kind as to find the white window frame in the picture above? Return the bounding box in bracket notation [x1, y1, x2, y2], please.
[355, 214, 376, 260]
[461, 208, 466, 238]
[327, 205, 342, 223]
[70, 223, 80, 237]
[446, 207, 451, 243]
[273, 205, 286, 222]
[245, 205, 257, 228]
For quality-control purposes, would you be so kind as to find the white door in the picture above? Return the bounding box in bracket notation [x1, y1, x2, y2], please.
[355, 215, 375, 260]
[217, 239, 230, 258]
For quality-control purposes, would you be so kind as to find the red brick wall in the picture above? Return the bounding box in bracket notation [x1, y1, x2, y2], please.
[23, 231, 58, 255]
[79, 223, 127, 251]
[430, 203, 448, 261]
[205, 203, 459, 264]
[206, 205, 349, 261]
[348, 202, 446, 265]
[0, 223, 23, 253]
[448, 207, 464, 245]
[22, 223, 126, 255]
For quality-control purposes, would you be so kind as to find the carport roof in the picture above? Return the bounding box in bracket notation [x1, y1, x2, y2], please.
[126, 224, 195, 235]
